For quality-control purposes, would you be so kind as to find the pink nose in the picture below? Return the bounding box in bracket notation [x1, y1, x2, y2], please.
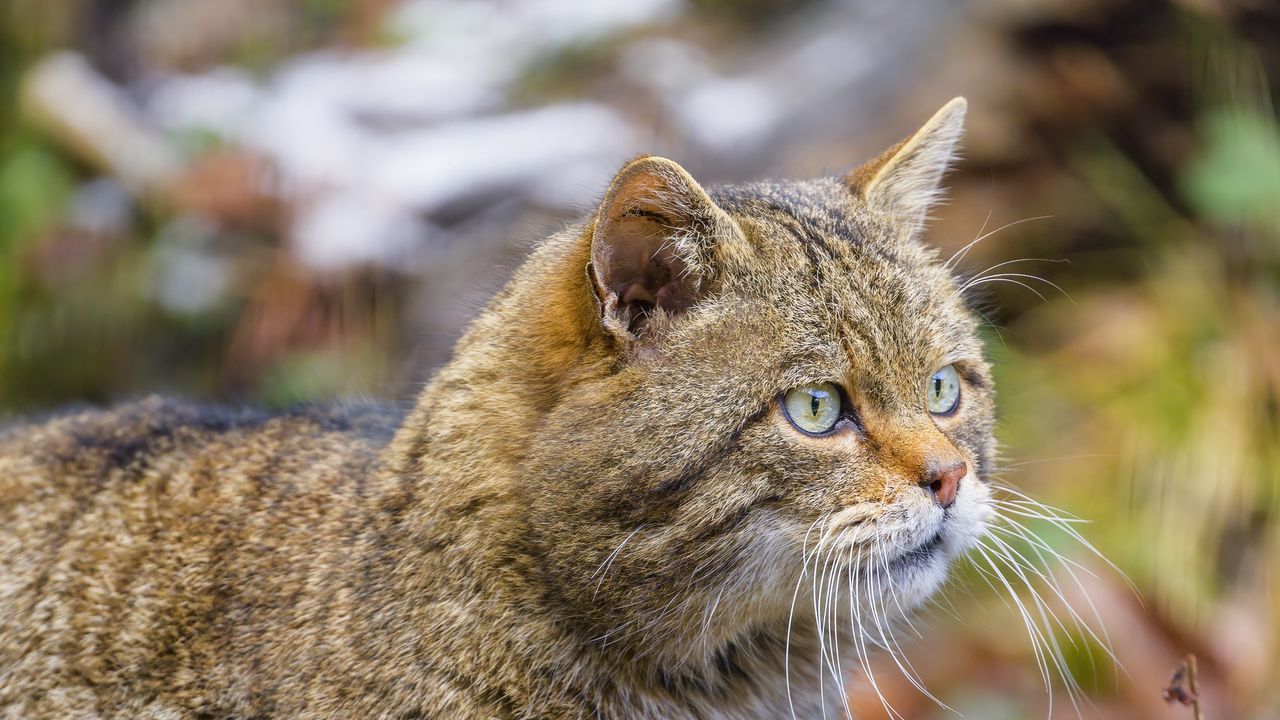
[921, 461, 966, 509]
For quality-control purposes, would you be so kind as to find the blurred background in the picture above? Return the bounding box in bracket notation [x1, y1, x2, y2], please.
[1, 0, 1277, 716]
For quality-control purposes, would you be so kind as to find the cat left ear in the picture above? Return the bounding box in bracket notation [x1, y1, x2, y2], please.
[846, 97, 967, 237]
[589, 156, 737, 353]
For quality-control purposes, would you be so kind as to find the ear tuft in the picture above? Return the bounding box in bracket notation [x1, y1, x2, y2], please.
[846, 97, 967, 236]
[590, 156, 728, 352]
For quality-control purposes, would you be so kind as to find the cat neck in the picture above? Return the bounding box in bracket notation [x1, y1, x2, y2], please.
[386, 226, 601, 481]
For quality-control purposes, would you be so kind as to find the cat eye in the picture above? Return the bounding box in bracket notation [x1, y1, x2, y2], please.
[782, 382, 843, 435]
[926, 364, 961, 415]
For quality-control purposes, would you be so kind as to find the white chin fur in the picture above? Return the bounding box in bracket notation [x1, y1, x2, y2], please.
[888, 552, 950, 607]
[882, 475, 994, 611]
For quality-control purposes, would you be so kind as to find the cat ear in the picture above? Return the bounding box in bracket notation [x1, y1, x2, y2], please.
[846, 97, 967, 236]
[589, 156, 735, 352]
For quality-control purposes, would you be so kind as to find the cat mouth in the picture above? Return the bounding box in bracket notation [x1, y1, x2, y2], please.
[887, 530, 946, 571]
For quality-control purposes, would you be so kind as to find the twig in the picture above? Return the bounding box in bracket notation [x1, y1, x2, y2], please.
[1187, 654, 1202, 720]
[1163, 653, 1203, 720]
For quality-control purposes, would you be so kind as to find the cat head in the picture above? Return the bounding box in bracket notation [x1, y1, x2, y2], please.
[523, 98, 995, 673]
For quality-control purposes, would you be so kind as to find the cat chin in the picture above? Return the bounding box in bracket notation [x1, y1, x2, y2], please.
[888, 555, 951, 609]
[880, 479, 995, 607]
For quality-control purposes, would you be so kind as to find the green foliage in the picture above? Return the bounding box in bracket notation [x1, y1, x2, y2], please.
[1183, 107, 1280, 228]
[0, 137, 73, 246]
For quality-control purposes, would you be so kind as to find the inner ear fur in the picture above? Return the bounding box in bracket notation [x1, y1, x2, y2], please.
[589, 156, 731, 350]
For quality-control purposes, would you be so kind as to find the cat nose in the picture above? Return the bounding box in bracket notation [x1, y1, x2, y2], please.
[920, 461, 966, 509]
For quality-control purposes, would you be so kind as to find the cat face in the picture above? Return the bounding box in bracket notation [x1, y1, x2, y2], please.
[704, 175, 997, 606]
[524, 99, 994, 673]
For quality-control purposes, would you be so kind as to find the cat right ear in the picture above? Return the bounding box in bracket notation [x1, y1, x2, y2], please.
[588, 156, 738, 353]
[846, 97, 967, 238]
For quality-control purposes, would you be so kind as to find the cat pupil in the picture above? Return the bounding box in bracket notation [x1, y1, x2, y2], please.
[933, 376, 942, 397]
[810, 394, 820, 416]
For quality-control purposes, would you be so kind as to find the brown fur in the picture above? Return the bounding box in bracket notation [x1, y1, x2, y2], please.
[1, 98, 996, 718]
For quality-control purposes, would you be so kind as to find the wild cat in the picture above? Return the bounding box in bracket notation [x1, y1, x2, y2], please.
[1, 97, 1104, 718]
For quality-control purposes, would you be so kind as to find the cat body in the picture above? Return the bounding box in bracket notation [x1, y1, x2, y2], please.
[0, 99, 995, 719]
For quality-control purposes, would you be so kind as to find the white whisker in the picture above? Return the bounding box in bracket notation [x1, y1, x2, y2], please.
[986, 535, 1088, 716]
[992, 511, 1125, 676]
[958, 276, 1050, 304]
[849, 542, 904, 720]
[943, 215, 1054, 272]
[786, 515, 827, 720]
[872, 537, 952, 711]
[991, 484, 1136, 593]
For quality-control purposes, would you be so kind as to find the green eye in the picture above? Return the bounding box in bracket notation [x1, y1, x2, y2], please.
[927, 364, 961, 415]
[782, 382, 843, 435]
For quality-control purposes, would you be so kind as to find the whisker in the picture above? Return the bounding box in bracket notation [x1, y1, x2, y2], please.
[943, 215, 1054, 272]
[966, 257, 1069, 285]
[992, 512, 1125, 677]
[989, 520, 1097, 578]
[964, 272, 1075, 304]
[871, 537, 952, 711]
[957, 276, 1050, 304]
[946, 207, 993, 270]
[698, 587, 725, 651]
[848, 542, 905, 720]
[973, 542, 1055, 709]
[988, 535, 1089, 716]
[985, 532, 1077, 640]
[991, 501, 1092, 526]
[993, 454, 1114, 471]
[993, 524, 1120, 678]
[826, 535, 853, 720]
[787, 515, 827, 720]
[990, 485, 1136, 594]
[819, 533, 851, 717]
